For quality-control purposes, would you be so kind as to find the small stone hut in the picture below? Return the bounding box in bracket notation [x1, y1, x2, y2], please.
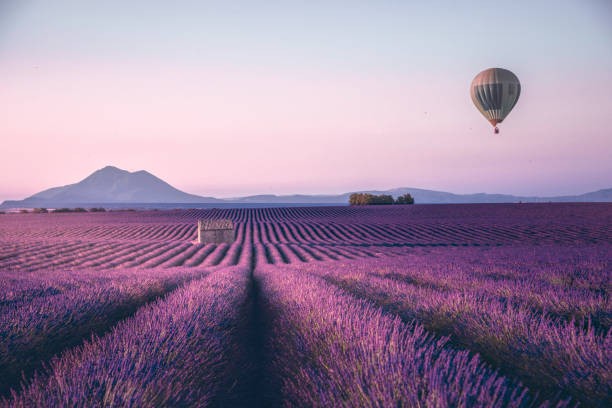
[198, 219, 234, 244]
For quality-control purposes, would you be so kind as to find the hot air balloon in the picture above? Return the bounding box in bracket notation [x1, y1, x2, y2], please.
[470, 68, 520, 134]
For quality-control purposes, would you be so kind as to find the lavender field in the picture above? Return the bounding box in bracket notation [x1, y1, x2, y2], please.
[0, 203, 610, 407]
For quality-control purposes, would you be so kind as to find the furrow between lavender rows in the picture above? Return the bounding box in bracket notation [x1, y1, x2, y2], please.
[254, 264, 561, 407]
[2, 249, 607, 406]
[0, 267, 208, 398]
[361, 258, 611, 330]
[301, 262, 610, 406]
[3, 266, 254, 408]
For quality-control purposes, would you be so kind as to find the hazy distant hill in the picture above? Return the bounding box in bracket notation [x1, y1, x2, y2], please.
[231, 187, 612, 204]
[2, 166, 221, 207]
[562, 188, 612, 202]
[2, 165, 610, 209]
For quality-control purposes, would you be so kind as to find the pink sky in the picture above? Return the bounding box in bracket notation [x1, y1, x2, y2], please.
[1, 2, 611, 201]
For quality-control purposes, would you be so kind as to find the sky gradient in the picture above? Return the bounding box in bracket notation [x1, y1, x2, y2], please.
[1, 1, 611, 201]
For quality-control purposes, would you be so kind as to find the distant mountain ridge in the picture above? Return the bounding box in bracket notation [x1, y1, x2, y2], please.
[1, 165, 610, 208]
[230, 187, 612, 204]
[2, 166, 222, 208]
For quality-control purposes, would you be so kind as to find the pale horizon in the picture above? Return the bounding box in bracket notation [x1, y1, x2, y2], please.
[1, 164, 609, 203]
[1, 1, 611, 202]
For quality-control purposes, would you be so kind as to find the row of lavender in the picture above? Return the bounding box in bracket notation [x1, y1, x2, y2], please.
[281, 246, 611, 406]
[32, 202, 607, 224]
[5, 219, 596, 245]
[3, 263, 576, 407]
[0, 223, 414, 273]
[0, 266, 208, 397]
[4, 265, 253, 407]
[0, 240, 239, 272]
[2, 204, 610, 244]
[256, 263, 551, 407]
[2, 248, 608, 406]
[1, 204, 609, 405]
[1, 236, 256, 404]
[2, 205, 610, 273]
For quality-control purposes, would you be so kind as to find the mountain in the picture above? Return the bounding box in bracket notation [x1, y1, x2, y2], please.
[551, 188, 612, 202]
[230, 187, 612, 204]
[2, 165, 610, 209]
[1, 166, 221, 207]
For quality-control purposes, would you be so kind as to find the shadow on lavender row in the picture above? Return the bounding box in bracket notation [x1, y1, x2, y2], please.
[0, 276, 198, 399]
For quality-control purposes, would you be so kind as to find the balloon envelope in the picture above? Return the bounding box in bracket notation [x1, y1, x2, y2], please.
[470, 68, 520, 128]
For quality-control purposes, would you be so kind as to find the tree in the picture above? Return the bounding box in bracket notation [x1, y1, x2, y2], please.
[349, 193, 395, 205]
[395, 193, 415, 205]
[372, 194, 394, 205]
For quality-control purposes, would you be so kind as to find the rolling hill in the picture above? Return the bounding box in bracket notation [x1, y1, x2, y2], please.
[1, 166, 222, 208]
[1, 165, 610, 209]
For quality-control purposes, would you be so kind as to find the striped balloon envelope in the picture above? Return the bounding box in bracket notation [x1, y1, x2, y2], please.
[470, 68, 520, 134]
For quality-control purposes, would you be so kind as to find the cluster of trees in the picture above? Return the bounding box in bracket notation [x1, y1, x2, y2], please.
[349, 193, 415, 206]
[395, 194, 415, 204]
[19, 207, 108, 214]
